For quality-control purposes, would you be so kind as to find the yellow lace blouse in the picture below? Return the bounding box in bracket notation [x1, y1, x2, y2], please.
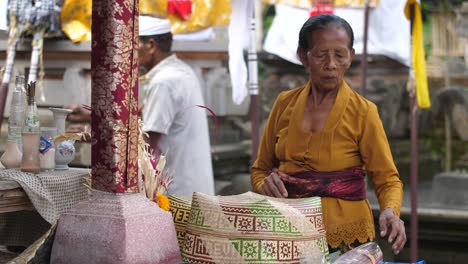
[251, 81, 403, 248]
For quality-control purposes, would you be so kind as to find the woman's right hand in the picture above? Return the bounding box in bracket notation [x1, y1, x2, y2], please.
[259, 168, 289, 198]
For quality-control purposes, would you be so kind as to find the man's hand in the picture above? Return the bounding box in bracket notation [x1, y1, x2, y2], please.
[66, 124, 88, 133]
[379, 208, 406, 255]
[146, 131, 162, 156]
[66, 104, 91, 123]
[138, 104, 144, 117]
[259, 168, 289, 198]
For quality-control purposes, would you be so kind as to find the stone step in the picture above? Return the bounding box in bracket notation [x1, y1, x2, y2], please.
[432, 171, 468, 207]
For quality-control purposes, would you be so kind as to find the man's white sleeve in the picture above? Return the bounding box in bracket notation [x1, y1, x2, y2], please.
[142, 81, 181, 134]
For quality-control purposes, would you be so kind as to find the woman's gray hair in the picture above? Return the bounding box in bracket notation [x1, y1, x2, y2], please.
[298, 14, 354, 50]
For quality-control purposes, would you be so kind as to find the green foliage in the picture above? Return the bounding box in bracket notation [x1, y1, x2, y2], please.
[422, 0, 465, 12]
[422, 15, 432, 57]
[422, 117, 468, 171]
[262, 5, 276, 36]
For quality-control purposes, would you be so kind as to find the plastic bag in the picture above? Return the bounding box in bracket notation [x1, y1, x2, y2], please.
[333, 242, 383, 264]
[379, 260, 426, 264]
[300, 253, 328, 264]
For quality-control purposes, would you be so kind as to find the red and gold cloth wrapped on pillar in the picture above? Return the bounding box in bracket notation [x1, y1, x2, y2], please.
[91, 0, 140, 193]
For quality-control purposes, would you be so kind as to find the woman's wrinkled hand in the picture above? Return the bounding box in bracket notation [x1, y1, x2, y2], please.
[259, 168, 289, 198]
[379, 208, 406, 255]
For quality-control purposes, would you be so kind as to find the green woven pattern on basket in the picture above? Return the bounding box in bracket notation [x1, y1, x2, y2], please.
[182, 192, 329, 264]
[168, 195, 192, 249]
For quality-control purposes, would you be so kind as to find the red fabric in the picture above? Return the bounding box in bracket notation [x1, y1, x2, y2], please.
[280, 167, 367, 200]
[195, 105, 218, 147]
[310, 2, 334, 17]
[91, 0, 140, 193]
[168, 0, 192, 20]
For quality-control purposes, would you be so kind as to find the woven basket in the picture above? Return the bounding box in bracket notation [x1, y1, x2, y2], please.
[8, 224, 56, 264]
[169, 195, 193, 250]
[182, 192, 329, 264]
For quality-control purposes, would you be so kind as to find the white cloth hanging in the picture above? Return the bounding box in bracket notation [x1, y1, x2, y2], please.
[0, 1, 7, 31]
[228, 0, 253, 105]
[264, 1, 411, 66]
[173, 27, 215, 41]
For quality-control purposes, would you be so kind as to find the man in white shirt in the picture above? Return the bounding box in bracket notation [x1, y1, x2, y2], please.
[138, 16, 214, 196]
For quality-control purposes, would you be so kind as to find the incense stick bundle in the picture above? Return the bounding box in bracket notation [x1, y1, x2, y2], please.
[27, 0, 56, 102]
[0, 0, 25, 131]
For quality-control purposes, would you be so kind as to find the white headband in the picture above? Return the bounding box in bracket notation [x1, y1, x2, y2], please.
[139, 16, 171, 36]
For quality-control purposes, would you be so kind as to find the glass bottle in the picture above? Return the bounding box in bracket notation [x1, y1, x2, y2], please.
[0, 75, 26, 168]
[21, 81, 41, 173]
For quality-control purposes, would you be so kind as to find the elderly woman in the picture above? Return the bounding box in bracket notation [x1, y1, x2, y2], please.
[251, 14, 406, 255]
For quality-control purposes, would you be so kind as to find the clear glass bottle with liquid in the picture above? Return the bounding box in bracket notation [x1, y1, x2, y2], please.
[0, 75, 26, 168]
[21, 81, 41, 173]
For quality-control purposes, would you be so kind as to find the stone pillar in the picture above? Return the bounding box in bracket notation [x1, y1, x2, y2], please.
[50, 1, 181, 263]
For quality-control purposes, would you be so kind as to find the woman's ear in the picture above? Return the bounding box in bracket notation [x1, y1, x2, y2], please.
[346, 48, 355, 69]
[297, 47, 309, 67]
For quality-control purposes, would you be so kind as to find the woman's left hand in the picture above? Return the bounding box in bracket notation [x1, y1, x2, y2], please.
[378, 208, 406, 255]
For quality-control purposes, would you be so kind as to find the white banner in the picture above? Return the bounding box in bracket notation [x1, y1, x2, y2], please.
[264, 0, 411, 66]
[0, 0, 7, 31]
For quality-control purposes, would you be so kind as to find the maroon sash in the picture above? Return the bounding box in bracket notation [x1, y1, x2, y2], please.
[280, 167, 367, 200]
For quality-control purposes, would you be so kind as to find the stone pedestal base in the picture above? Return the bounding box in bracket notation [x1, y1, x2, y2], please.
[50, 191, 181, 264]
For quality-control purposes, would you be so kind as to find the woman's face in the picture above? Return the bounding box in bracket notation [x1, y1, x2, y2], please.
[298, 24, 355, 91]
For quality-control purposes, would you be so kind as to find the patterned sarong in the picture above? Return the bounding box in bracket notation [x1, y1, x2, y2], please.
[280, 167, 367, 201]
